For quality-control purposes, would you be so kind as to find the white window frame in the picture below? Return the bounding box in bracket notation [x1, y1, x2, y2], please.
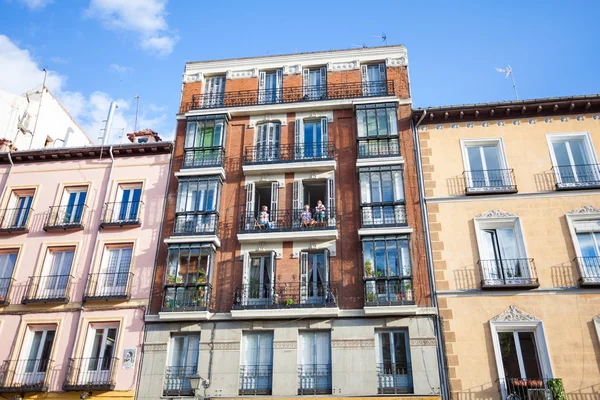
[97, 244, 133, 295]
[546, 132, 599, 184]
[460, 138, 509, 187]
[565, 208, 600, 282]
[594, 316, 600, 346]
[80, 323, 119, 383]
[474, 215, 528, 261]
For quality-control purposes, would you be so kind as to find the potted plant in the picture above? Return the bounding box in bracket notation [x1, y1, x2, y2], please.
[367, 292, 376, 303]
[547, 379, 566, 400]
[376, 270, 384, 277]
[405, 282, 413, 301]
[166, 273, 176, 284]
[285, 298, 295, 307]
[365, 261, 374, 278]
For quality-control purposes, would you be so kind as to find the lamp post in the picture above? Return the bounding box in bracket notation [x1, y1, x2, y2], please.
[188, 373, 203, 399]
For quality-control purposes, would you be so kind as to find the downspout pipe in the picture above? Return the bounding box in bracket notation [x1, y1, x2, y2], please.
[412, 109, 450, 400]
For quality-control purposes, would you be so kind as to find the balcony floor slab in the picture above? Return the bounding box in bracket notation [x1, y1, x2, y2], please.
[238, 229, 338, 243]
[231, 307, 339, 320]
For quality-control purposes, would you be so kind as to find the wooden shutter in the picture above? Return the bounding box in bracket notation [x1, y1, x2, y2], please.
[276, 69, 283, 102]
[295, 118, 304, 159]
[302, 69, 309, 98]
[378, 63, 387, 94]
[258, 72, 266, 104]
[320, 67, 327, 98]
[245, 182, 255, 229]
[321, 118, 328, 156]
[300, 251, 308, 304]
[270, 182, 279, 227]
[327, 177, 335, 224]
[293, 180, 303, 211]
[361, 65, 368, 96]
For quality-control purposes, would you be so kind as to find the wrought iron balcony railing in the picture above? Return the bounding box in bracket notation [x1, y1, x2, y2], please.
[101, 201, 143, 227]
[479, 258, 539, 289]
[243, 143, 335, 165]
[183, 147, 225, 169]
[575, 256, 600, 286]
[162, 283, 212, 312]
[298, 364, 332, 395]
[364, 277, 414, 306]
[233, 282, 337, 310]
[0, 207, 34, 233]
[163, 365, 197, 397]
[240, 209, 336, 233]
[173, 212, 219, 236]
[0, 359, 53, 392]
[63, 357, 118, 391]
[0, 278, 14, 305]
[44, 205, 87, 230]
[552, 164, 600, 190]
[464, 169, 518, 194]
[360, 204, 407, 228]
[358, 138, 401, 159]
[498, 377, 564, 400]
[377, 363, 413, 394]
[22, 274, 73, 303]
[84, 272, 133, 300]
[239, 365, 273, 395]
[182, 81, 395, 112]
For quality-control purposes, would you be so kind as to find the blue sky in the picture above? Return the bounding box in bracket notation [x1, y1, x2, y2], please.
[0, 0, 599, 142]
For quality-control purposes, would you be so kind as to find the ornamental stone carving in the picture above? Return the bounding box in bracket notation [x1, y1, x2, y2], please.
[491, 305, 539, 322]
[182, 72, 203, 83]
[331, 339, 375, 348]
[385, 57, 407, 67]
[226, 68, 258, 80]
[200, 342, 240, 351]
[283, 64, 302, 75]
[409, 338, 437, 347]
[327, 60, 359, 71]
[567, 205, 600, 215]
[143, 343, 167, 352]
[273, 341, 297, 349]
[475, 210, 518, 219]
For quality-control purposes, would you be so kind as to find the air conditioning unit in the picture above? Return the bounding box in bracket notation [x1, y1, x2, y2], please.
[528, 388, 553, 400]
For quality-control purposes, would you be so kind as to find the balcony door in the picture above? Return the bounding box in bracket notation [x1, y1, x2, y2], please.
[7, 191, 33, 228]
[256, 122, 281, 162]
[464, 141, 508, 188]
[378, 331, 412, 391]
[0, 251, 17, 300]
[302, 67, 327, 100]
[300, 251, 329, 305]
[37, 249, 74, 299]
[240, 332, 273, 393]
[294, 118, 328, 160]
[203, 75, 225, 107]
[243, 253, 275, 306]
[298, 331, 331, 392]
[81, 325, 118, 384]
[61, 187, 87, 224]
[245, 182, 279, 230]
[575, 231, 600, 279]
[480, 227, 528, 283]
[550, 135, 597, 185]
[165, 335, 200, 395]
[17, 326, 55, 386]
[258, 70, 282, 104]
[361, 63, 386, 96]
[117, 184, 141, 221]
[293, 178, 335, 225]
[98, 246, 132, 297]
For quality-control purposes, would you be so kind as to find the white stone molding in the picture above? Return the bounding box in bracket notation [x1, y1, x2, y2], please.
[248, 113, 287, 129]
[182, 72, 203, 83]
[226, 68, 259, 80]
[283, 64, 302, 75]
[331, 339, 375, 348]
[409, 338, 437, 347]
[385, 57, 408, 67]
[201, 342, 240, 351]
[294, 110, 334, 123]
[327, 60, 359, 71]
[567, 205, 600, 215]
[475, 210, 518, 219]
[491, 305, 539, 322]
[143, 343, 167, 352]
[273, 341, 297, 349]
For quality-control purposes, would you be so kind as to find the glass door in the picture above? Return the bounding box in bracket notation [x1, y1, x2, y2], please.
[63, 189, 87, 224]
[466, 144, 505, 188]
[17, 328, 55, 386]
[246, 255, 273, 306]
[98, 247, 132, 296]
[300, 252, 327, 305]
[118, 186, 141, 221]
[481, 228, 525, 283]
[298, 331, 331, 391]
[241, 332, 273, 392]
[12, 195, 33, 228]
[38, 250, 74, 298]
[379, 331, 411, 390]
[81, 326, 117, 384]
[0, 252, 17, 300]
[576, 232, 600, 279]
[552, 138, 594, 184]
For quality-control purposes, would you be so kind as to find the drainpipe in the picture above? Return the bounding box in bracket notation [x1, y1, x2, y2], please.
[412, 109, 450, 400]
[0, 152, 14, 203]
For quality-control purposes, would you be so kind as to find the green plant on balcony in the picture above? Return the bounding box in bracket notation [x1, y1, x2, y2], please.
[285, 298, 295, 306]
[376, 270, 384, 277]
[365, 262, 374, 278]
[547, 379, 566, 400]
[367, 292, 376, 303]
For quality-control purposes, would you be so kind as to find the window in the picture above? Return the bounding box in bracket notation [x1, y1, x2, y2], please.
[15, 325, 56, 387]
[202, 75, 226, 107]
[91, 245, 132, 298]
[300, 250, 330, 305]
[2, 189, 34, 229]
[566, 213, 600, 285]
[377, 331, 413, 394]
[361, 63, 387, 96]
[0, 250, 17, 301]
[548, 133, 600, 188]
[174, 177, 221, 235]
[356, 103, 399, 158]
[164, 335, 200, 396]
[363, 236, 412, 305]
[254, 122, 281, 162]
[359, 166, 405, 226]
[79, 324, 118, 385]
[59, 186, 87, 224]
[294, 118, 329, 160]
[302, 67, 327, 100]
[241, 253, 275, 307]
[33, 248, 74, 300]
[461, 139, 514, 193]
[258, 70, 282, 104]
[184, 115, 227, 168]
[137, 137, 148, 144]
[115, 183, 141, 222]
[240, 332, 273, 394]
[298, 331, 331, 394]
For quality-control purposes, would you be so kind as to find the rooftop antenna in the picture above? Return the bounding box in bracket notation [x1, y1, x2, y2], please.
[133, 94, 140, 132]
[120, 128, 125, 144]
[373, 33, 388, 46]
[495, 65, 519, 100]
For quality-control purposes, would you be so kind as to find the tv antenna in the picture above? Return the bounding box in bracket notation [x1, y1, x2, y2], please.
[495, 65, 519, 100]
[133, 94, 140, 132]
[373, 33, 388, 46]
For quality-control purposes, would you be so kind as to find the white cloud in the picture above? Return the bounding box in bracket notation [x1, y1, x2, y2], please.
[109, 63, 133, 74]
[86, 0, 178, 56]
[16, 0, 53, 10]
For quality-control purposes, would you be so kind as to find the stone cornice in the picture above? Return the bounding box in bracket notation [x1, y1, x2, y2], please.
[491, 305, 539, 322]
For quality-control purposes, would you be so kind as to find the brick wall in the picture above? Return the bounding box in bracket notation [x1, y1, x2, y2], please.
[387, 66, 410, 99]
[180, 82, 202, 113]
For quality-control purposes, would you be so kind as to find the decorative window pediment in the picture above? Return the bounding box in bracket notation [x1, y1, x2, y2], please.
[475, 210, 518, 219]
[491, 305, 539, 322]
[567, 205, 600, 215]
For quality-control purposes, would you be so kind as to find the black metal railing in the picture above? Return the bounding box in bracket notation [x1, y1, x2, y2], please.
[84, 272, 133, 300]
[575, 256, 600, 286]
[162, 283, 212, 312]
[464, 169, 517, 194]
[101, 201, 143, 226]
[364, 278, 414, 306]
[173, 212, 219, 235]
[63, 357, 118, 391]
[240, 209, 336, 233]
[239, 365, 273, 395]
[163, 366, 197, 397]
[22, 275, 73, 303]
[0, 207, 34, 232]
[233, 282, 337, 310]
[0, 359, 53, 392]
[377, 363, 413, 394]
[183, 147, 225, 168]
[0, 278, 14, 305]
[553, 164, 600, 190]
[479, 259, 539, 288]
[358, 138, 401, 158]
[44, 205, 87, 230]
[183, 81, 395, 112]
[498, 377, 564, 400]
[360, 204, 407, 227]
[243, 143, 335, 165]
[298, 364, 332, 395]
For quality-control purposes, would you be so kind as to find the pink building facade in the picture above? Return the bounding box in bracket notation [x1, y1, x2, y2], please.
[0, 141, 172, 399]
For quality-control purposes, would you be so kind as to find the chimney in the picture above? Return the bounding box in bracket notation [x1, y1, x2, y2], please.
[127, 129, 162, 144]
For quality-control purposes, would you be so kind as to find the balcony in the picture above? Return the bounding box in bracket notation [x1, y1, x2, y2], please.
[360, 205, 407, 228]
[479, 259, 539, 289]
[0, 278, 14, 305]
[63, 357, 118, 391]
[183, 147, 225, 169]
[244, 143, 335, 165]
[364, 277, 414, 306]
[100, 201, 142, 228]
[239, 365, 273, 395]
[181, 81, 395, 112]
[162, 283, 212, 312]
[173, 212, 218, 236]
[553, 164, 600, 190]
[0, 359, 53, 392]
[358, 138, 400, 159]
[0, 207, 33, 234]
[377, 363, 413, 394]
[575, 256, 600, 286]
[464, 169, 518, 195]
[84, 272, 133, 301]
[499, 377, 565, 400]
[22, 275, 73, 303]
[298, 364, 332, 395]
[163, 366, 196, 397]
[233, 282, 337, 310]
[240, 209, 336, 235]
[44, 205, 87, 231]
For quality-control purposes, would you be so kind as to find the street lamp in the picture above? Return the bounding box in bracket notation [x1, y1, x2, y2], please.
[188, 373, 203, 398]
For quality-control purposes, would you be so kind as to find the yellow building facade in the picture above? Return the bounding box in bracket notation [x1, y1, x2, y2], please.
[415, 96, 600, 399]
